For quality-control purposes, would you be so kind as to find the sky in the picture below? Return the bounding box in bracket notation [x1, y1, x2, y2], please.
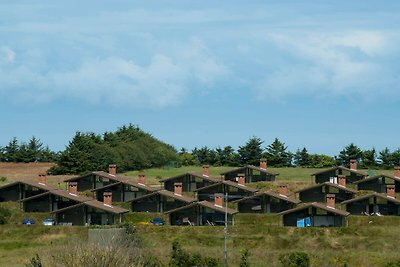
[1, 1, 400, 155]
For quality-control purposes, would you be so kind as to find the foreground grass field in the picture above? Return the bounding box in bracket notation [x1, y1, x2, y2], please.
[1, 163, 400, 266]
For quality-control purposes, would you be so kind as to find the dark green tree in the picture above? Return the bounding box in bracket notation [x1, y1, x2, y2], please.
[238, 137, 264, 166]
[360, 148, 377, 168]
[264, 138, 292, 167]
[3, 137, 19, 162]
[293, 147, 310, 167]
[192, 146, 216, 165]
[378, 147, 393, 169]
[214, 146, 239, 166]
[337, 143, 362, 167]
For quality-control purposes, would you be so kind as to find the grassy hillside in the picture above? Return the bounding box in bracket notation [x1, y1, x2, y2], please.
[1, 164, 400, 266]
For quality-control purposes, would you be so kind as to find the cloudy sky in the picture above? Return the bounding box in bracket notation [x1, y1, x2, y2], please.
[1, 1, 399, 155]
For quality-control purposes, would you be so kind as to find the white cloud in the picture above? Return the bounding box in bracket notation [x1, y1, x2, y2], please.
[256, 30, 400, 101]
[0, 46, 15, 64]
[0, 39, 227, 108]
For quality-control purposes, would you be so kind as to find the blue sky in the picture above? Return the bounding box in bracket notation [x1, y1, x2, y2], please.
[1, 1, 400, 155]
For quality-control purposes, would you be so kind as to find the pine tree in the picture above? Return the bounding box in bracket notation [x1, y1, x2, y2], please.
[294, 147, 310, 167]
[238, 137, 264, 166]
[264, 138, 292, 167]
[337, 143, 362, 167]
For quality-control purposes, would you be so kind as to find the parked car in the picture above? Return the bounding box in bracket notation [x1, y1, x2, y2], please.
[42, 218, 55, 226]
[150, 217, 165, 226]
[22, 218, 35, 225]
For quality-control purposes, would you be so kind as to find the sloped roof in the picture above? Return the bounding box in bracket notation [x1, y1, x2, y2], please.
[128, 189, 196, 203]
[50, 200, 129, 214]
[0, 180, 57, 192]
[311, 166, 367, 177]
[91, 179, 158, 192]
[19, 188, 129, 214]
[165, 200, 238, 215]
[63, 171, 125, 183]
[341, 192, 400, 205]
[233, 191, 300, 204]
[194, 180, 258, 193]
[295, 182, 358, 194]
[220, 165, 278, 176]
[278, 202, 350, 217]
[353, 174, 400, 184]
[19, 189, 93, 203]
[159, 172, 221, 183]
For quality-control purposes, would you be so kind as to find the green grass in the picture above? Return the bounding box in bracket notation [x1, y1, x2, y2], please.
[2, 165, 400, 266]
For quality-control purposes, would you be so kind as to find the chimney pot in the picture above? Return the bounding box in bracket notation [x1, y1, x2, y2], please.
[174, 182, 183, 196]
[326, 194, 336, 208]
[214, 193, 224, 207]
[103, 191, 112, 206]
[350, 159, 357, 170]
[394, 167, 400, 178]
[237, 173, 245, 186]
[338, 175, 346, 187]
[68, 182, 78, 195]
[387, 185, 396, 198]
[202, 165, 210, 177]
[260, 158, 267, 169]
[279, 184, 288, 196]
[108, 164, 117, 175]
[138, 174, 146, 185]
[38, 174, 46, 185]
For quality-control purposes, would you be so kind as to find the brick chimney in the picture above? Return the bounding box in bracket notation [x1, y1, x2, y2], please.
[68, 182, 78, 195]
[394, 167, 400, 178]
[237, 173, 245, 186]
[108, 164, 117, 175]
[350, 159, 357, 170]
[279, 184, 288, 196]
[214, 193, 223, 207]
[326, 194, 336, 208]
[38, 174, 46, 185]
[103, 191, 112, 206]
[138, 174, 146, 185]
[174, 182, 182, 196]
[202, 165, 209, 177]
[260, 158, 267, 170]
[387, 185, 395, 198]
[338, 175, 346, 187]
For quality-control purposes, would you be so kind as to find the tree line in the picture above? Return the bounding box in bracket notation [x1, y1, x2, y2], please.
[1, 126, 400, 174]
[180, 137, 400, 169]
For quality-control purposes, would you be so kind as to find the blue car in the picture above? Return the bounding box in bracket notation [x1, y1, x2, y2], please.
[22, 218, 35, 225]
[150, 217, 165, 226]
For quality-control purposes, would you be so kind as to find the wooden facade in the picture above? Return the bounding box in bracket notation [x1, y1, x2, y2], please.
[312, 166, 367, 184]
[160, 173, 220, 193]
[279, 203, 349, 227]
[130, 190, 195, 213]
[235, 192, 299, 213]
[354, 175, 400, 193]
[195, 181, 258, 202]
[166, 201, 237, 226]
[297, 182, 357, 203]
[342, 193, 400, 216]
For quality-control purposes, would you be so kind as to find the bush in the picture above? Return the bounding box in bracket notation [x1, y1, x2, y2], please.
[386, 260, 400, 267]
[0, 207, 11, 224]
[169, 240, 220, 267]
[279, 251, 310, 267]
[25, 254, 42, 267]
[0, 176, 7, 182]
[240, 249, 250, 267]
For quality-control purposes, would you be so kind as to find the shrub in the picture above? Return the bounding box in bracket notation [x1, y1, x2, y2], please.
[240, 249, 250, 267]
[386, 260, 400, 267]
[169, 240, 220, 267]
[279, 251, 310, 267]
[25, 254, 42, 267]
[0, 176, 7, 182]
[0, 207, 11, 224]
